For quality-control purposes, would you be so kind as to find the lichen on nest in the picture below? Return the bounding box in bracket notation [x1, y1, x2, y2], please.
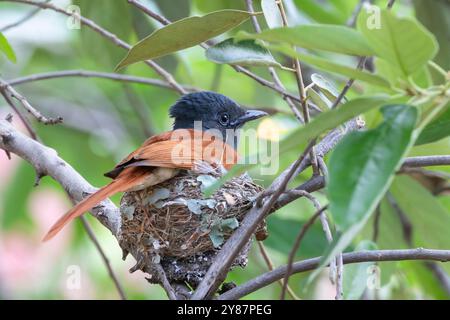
[118, 170, 266, 287]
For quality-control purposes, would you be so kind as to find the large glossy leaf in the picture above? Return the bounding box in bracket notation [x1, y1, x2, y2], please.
[312, 105, 418, 280]
[414, 0, 450, 73]
[416, 103, 450, 145]
[261, 0, 283, 29]
[357, 8, 438, 77]
[205, 38, 282, 68]
[116, 10, 253, 69]
[237, 24, 375, 56]
[343, 240, 378, 300]
[0, 32, 16, 63]
[265, 43, 390, 88]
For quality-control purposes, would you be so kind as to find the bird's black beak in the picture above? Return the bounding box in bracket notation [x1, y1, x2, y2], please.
[234, 110, 268, 127]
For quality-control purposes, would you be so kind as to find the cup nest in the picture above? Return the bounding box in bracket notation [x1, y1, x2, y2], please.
[118, 170, 266, 288]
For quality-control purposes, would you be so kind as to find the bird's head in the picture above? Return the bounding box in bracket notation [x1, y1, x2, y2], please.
[170, 91, 267, 145]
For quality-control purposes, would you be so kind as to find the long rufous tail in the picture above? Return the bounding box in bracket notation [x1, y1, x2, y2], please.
[43, 179, 125, 242]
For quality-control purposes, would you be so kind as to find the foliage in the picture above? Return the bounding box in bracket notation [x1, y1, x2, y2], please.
[0, 0, 449, 300]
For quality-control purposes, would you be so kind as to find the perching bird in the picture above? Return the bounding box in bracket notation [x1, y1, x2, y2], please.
[43, 91, 267, 241]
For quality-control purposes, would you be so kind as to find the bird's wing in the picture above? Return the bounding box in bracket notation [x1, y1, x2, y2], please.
[43, 167, 150, 241]
[104, 129, 238, 178]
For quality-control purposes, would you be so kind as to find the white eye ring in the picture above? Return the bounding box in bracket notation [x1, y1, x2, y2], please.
[219, 113, 230, 125]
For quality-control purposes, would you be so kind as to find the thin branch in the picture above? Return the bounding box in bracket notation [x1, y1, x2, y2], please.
[154, 264, 178, 300]
[387, 0, 396, 9]
[126, 0, 304, 105]
[5, 0, 186, 94]
[245, 0, 304, 123]
[79, 216, 127, 300]
[276, 0, 318, 172]
[280, 206, 327, 300]
[257, 241, 300, 300]
[123, 84, 154, 137]
[0, 0, 49, 32]
[127, 0, 170, 25]
[0, 90, 38, 140]
[218, 248, 450, 300]
[346, 0, 367, 27]
[0, 78, 63, 124]
[335, 253, 344, 300]
[191, 140, 316, 299]
[401, 156, 450, 169]
[330, 57, 366, 109]
[7, 70, 198, 92]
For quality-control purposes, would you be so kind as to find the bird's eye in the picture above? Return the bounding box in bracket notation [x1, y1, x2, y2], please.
[219, 113, 230, 126]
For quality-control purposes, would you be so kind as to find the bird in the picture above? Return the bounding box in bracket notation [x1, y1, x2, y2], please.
[43, 91, 267, 241]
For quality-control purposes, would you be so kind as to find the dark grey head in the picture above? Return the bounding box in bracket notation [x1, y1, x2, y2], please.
[170, 91, 267, 144]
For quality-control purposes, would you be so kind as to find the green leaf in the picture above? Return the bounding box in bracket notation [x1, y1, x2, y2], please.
[414, 0, 450, 78]
[311, 73, 342, 101]
[343, 240, 378, 300]
[416, 103, 450, 145]
[0, 32, 16, 63]
[314, 105, 418, 280]
[261, 0, 283, 29]
[390, 176, 450, 254]
[307, 88, 330, 112]
[237, 24, 375, 56]
[280, 96, 387, 154]
[205, 38, 282, 68]
[293, 0, 346, 24]
[204, 96, 387, 196]
[357, 8, 438, 77]
[116, 10, 254, 69]
[265, 43, 391, 88]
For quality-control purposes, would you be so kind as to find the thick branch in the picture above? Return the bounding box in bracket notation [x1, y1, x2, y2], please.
[218, 248, 450, 300]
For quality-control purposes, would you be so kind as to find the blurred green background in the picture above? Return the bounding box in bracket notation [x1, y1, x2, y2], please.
[0, 0, 449, 299]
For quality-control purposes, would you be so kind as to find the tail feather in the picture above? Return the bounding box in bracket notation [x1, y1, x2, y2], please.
[43, 180, 125, 242]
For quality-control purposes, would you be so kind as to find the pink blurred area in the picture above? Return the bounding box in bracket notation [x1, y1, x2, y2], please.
[0, 116, 89, 298]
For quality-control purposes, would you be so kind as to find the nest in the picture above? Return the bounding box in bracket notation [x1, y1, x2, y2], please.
[118, 170, 266, 288]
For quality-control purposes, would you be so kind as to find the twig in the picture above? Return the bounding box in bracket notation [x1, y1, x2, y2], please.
[0, 0, 49, 32]
[7, 70, 198, 92]
[127, 0, 170, 25]
[0, 90, 38, 140]
[244, 0, 304, 123]
[154, 264, 178, 300]
[387, 0, 396, 9]
[401, 156, 450, 169]
[257, 241, 300, 300]
[123, 84, 154, 137]
[280, 205, 327, 300]
[0, 78, 63, 124]
[335, 253, 344, 300]
[218, 248, 450, 300]
[372, 205, 381, 242]
[276, 0, 319, 172]
[5, 0, 186, 94]
[346, 0, 368, 27]
[191, 140, 316, 299]
[424, 262, 450, 297]
[79, 216, 127, 300]
[330, 57, 366, 109]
